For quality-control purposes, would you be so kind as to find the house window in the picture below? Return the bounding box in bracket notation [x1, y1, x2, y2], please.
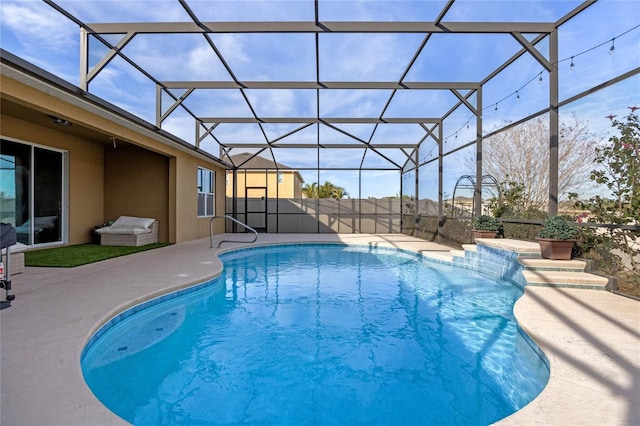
[277, 171, 283, 184]
[0, 138, 66, 245]
[197, 167, 215, 217]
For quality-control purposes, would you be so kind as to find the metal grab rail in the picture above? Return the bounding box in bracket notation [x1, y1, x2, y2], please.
[210, 215, 258, 248]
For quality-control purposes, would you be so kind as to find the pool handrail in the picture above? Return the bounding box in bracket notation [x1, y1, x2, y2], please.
[210, 215, 258, 248]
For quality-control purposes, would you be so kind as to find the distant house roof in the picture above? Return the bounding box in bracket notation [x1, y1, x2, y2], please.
[229, 153, 292, 170]
[229, 153, 304, 183]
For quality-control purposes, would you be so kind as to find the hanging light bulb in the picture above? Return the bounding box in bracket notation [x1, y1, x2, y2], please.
[494, 103, 498, 111]
[609, 38, 615, 55]
[516, 91, 520, 101]
[570, 57, 575, 70]
[538, 73, 543, 84]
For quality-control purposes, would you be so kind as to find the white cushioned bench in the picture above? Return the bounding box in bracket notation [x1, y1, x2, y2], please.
[95, 216, 159, 247]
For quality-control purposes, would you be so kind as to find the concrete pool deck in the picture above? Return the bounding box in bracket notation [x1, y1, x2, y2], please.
[1, 233, 638, 425]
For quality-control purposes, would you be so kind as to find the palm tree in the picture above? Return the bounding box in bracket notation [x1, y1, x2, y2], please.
[326, 183, 349, 199]
[302, 182, 319, 198]
[302, 181, 348, 199]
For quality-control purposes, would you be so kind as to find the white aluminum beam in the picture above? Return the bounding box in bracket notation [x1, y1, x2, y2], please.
[161, 81, 481, 90]
[222, 143, 417, 149]
[199, 117, 441, 124]
[85, 21, 555, 34]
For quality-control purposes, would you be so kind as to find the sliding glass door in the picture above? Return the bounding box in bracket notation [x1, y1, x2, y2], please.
[33, 147, 63, 244]
[0, 139, 66, 245]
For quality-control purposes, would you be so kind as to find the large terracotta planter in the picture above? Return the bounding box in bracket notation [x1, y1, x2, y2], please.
[472, 230, 498, 242]
[536, 238, 576, 260]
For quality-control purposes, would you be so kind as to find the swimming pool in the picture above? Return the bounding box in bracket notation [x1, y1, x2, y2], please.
[82, 244, 549, 425]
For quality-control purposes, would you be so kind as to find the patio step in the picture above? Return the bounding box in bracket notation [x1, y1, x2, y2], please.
[522, 270, 609, 290]
[467, 241, 608, 290]
[518, 257, 587, 272]
[428, 242, 610, 291]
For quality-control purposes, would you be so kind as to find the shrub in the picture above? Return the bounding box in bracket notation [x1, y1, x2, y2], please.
[537, 215, 578, 240]
[472, 215, 501, 231]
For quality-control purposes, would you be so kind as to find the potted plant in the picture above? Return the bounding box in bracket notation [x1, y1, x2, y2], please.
[471, 215, 501, 240]
[536, 215, 578, 260]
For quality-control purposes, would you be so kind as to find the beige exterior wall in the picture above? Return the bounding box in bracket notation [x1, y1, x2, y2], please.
[104, 144, 170, 242]
[0, 115, 104, 245]
[1, 72, 227, 246]
[226, 170, 303, 199]
[175, 157, 227, 242]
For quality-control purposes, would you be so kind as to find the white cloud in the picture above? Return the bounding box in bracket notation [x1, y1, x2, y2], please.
[319, 0, 438, 22]
[213, 123, 269, 144]
[187, 44, 230, 80]
[1, 2, 77, 52]
[320, 89, 392, 118]
[56, 0, 191, 23]
[210, 33, 316, 81]
[162, 114, 197, 143]
[320, 33, 423, 81]
[444, 1, 577, 22]
[185, 0, 313, 21]
[212, 33, 250, 65]
[113, 34, 232, 81]
[245, 89, 317, 118]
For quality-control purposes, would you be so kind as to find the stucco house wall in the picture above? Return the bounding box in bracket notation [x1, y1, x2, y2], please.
[1, 53, 229, 246]
[226, 170, 303, 199]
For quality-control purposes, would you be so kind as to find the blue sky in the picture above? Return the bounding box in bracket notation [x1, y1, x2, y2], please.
[1, 0, 639, 198]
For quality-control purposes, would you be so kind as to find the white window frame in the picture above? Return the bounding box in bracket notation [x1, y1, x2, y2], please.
[197, 167, 215, 217]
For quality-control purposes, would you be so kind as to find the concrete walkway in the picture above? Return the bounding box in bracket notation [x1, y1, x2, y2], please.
[1, 234, 638, 425]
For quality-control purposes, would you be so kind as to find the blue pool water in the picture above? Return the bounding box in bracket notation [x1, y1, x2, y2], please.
[82, 244, 549, 425]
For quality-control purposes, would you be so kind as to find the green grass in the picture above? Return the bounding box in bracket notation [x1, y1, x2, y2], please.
[24, 243, 171, 267]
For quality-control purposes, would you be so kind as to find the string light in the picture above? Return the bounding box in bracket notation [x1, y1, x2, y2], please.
[437, 24, 639, 146]
[609, 38, 615, 55]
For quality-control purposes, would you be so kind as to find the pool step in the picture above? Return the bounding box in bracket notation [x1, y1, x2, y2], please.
[518, 257, 608, 290]
[522, 270, 609, 290]
[518, 257, 588, 272]
[449, 244, 477, 260]
[447, 241, 611, 291]
[450, 249, 466, 259]
[423, 251, 454, 263]
[474, 238, 541, 258]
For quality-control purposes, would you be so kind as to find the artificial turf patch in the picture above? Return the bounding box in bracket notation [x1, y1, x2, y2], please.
[24, 243, 171, 267]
